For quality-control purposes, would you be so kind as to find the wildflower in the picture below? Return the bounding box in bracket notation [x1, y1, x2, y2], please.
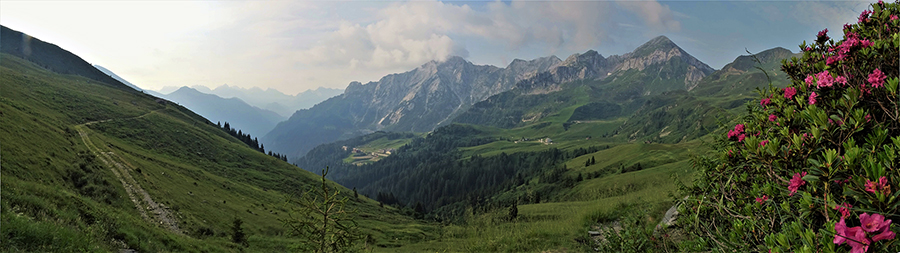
[892, 15, 899, 21]
[860, 212, 895, 242]
[727, 129, 739, 139]
[817, 71, 835, 88]
[835, 76, 848, 86]
[760, 140, 769, 147]
[738, 134, 746, 142]
[788, 172, 807, 196]
[826, 55, 841, 65]
[760, 98, 771, 106]
[768, 114, 777, 122]
[865, 176, 890, 195]
[734, 124, 744, 133]
[865, 114, 872, 122]
[805, 75, 816, 86]
[755, 195, 768, 204]
[860, 213, 889, 233]
[818, 28, 828, 38]
[868, 68, 886, 88]
[809, 92, 818, 105]
[784, 87, 797, 99]
[859, 10, 872, 23]
[860, 39, 873, 48]
[834, 218, 870, 253]
[834, 203, 852, 218]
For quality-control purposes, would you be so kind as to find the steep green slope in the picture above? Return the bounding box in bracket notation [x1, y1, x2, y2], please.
[0, 40, 433, 251]
[1, 26, 130, 90]
[616, 47, 798, 143]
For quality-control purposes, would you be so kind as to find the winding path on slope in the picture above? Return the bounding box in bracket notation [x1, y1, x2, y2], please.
[74, 110, 183, 235]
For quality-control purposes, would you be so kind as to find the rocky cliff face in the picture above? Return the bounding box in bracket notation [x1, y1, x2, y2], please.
[265, 36, 717, 160]
[513, 36, 714, 93]
[263, 55, 561, 159]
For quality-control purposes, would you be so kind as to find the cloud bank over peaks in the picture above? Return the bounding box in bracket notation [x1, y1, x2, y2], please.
[295, 0, 683, 86]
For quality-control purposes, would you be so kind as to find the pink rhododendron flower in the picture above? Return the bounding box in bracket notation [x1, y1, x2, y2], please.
[755, 195, 768, 204]
[834, 203, 852, 218]
[727, 130, 739, 139]
[818, 28, 828, 38]
[734, 124, 744, 133]
[835, 75, 848, 86]
[826, 55, 841, 65]
[847, 226, 870, 253]
[865, 176, 890, 194]
[860, 213, 888, 233]
[760, 98, 771, 106]
[768, 114, 777, 122]
[788, 172, 807, 196]
[817, 71, 835, 88]
[892, 15, 899, 21]
[783, 87, 797, 99]
[759, 140, 769, 147]
[859, 10, 872, 23]
[860, 39, 873, 48]
[809, 92, 818, 105]
[868, 68, 886, 88]
[738, 134, 746, 142]
[834, 217, 871, 253]
[860, 212, 895, 242]
[834, 218, 850, 244]
[805, 75, 816, 86]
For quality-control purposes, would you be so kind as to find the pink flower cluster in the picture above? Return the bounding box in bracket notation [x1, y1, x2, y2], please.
[783, 87, 797, 99]
[809, 92, 818, 105]
[834, 213, 895, 253]
[727, 124, 746, 142]
[788, 172, 808, 196]
[859, 10, 873, 23]
[818, 28, 830, 41]
[760, 140, 769, 147]
[826, 32, 872, 65]
[760, 98, 771, 106]
[768, 114, 777, 122]
[817, 71, 835, 88]
[834, 203, 853, 218]
[755, 195, 769, 204]
[805, 70, 850, 88]
[868, 69, 886, 88]
[865, 176, 890, 195]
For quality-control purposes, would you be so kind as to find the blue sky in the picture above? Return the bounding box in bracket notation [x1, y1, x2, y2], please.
[0, 0, 870, 94]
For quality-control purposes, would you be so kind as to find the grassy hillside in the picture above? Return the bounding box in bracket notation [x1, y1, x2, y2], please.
[0, 52, 435, 252]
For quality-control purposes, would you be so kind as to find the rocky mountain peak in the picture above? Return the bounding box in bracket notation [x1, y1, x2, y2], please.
[561, 49, 604, 67]
[631, 35, 679, 57]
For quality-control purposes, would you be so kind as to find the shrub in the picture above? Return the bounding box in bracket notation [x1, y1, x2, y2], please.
[679, 1, 899, 252]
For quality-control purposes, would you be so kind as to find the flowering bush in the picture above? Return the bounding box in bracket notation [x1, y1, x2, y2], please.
[679, 1, 899, 252]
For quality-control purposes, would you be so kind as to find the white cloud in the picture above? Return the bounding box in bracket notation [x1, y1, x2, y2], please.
[615, 1, 681, 32]
[791, 1, 868, 34]
[1, 0, 685, 94]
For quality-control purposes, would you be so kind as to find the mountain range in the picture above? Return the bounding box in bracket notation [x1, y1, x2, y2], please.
[159, 86, 286, 137]
[158, 84, 343, 118]
[293, 42, 797, 214]
[92, 64, 288, 137]
[264, 35, 716, 161]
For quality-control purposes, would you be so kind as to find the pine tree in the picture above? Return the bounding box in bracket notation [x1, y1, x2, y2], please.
[283, 167, 360, 252]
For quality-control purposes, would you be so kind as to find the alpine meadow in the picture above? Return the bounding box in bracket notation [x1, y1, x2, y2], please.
[1, 1, 898, 252]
